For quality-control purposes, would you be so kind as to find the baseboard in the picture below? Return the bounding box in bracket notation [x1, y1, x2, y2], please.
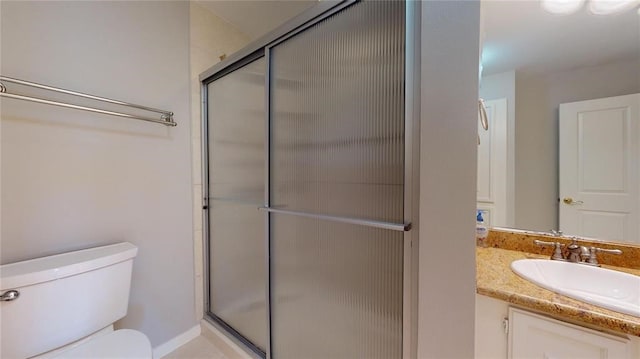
[153, 324, 201, 359]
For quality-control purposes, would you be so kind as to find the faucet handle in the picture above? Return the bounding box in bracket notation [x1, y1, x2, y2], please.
[549, 229, 563, 236]
[595, 247, 623, 255]
[579, 246, 590, 262]
[585, 246, 622, 266]
[534, 240, 565, 261]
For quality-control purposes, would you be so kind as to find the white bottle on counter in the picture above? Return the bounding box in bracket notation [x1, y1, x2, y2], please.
[476, 210, 488, 247]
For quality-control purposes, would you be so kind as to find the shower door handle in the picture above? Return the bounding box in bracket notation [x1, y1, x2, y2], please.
[259, 207, 411, 232]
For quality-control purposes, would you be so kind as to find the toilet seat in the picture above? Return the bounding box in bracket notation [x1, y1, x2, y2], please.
[52, 329, 152, 358]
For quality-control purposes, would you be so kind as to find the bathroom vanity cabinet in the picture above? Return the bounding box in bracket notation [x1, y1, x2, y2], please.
[476, 295, 640, 359]
[509, 308, 631, 358]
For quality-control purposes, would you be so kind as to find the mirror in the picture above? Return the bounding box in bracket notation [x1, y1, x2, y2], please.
[478, 0, 640, 243]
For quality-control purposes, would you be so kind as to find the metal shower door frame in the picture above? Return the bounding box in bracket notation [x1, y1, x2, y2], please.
[200, 1, 421, 358]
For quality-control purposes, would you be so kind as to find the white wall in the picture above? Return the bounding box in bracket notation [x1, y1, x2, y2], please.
[1, 1, 195, 347]
[545, 57, 640, 105]
[189, 1, 250, 321]
[418, 1, 480, 358]
[514, 72, 555, 231]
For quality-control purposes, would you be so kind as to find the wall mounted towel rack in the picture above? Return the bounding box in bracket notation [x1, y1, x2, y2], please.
[0, 76, 176, 126]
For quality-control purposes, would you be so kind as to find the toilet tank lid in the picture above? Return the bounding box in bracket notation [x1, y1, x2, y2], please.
[0, 242, 137, 290]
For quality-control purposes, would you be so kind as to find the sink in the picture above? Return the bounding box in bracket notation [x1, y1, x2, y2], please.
[511, 259, 640, 317]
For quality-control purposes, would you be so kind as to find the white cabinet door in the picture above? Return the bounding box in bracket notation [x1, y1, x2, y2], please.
[559, 93, 640, 243]
[508, 308, 631, 359]
[476, 295, 509, 359]
[477, 98, 508, 227]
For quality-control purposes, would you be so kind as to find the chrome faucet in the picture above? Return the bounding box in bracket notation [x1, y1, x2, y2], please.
[565, 240, 584, 263]
[534, 238, 622, 266]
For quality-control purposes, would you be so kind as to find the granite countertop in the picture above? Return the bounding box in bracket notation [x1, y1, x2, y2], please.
[476, 246, 640, 337]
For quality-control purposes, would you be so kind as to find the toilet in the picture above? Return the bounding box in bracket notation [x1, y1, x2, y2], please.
[0, 242, 152, 358]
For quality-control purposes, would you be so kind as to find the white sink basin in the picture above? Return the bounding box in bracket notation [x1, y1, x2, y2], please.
[511, 259, 640, 317]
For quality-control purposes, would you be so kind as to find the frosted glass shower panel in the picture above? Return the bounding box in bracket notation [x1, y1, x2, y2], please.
[269, 1, 406, 358]
[270, 214, 404, 359]
[270, 0, 406, 223]
[207, 57, 266, 351]
[209, 59, 266, 203]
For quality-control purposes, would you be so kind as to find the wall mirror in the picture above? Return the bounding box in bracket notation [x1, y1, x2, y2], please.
[477, 0, 639, 243]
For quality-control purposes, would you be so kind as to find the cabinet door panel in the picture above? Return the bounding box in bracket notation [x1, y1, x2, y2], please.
[509, 308, 630, 359]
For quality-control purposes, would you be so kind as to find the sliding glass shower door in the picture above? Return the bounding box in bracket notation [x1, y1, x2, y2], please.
[268, 1, 405, 358]
[206, 57, 267, 354]
[204, 1, 409, 358]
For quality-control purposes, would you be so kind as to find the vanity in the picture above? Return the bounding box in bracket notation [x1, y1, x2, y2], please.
[475, 1, 639, 356]
[475, 229, 640, 359]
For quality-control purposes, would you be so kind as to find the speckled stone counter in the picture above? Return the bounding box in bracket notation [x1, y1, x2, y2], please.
[476, 246, 640, 337]
[486, 228, 640, 269]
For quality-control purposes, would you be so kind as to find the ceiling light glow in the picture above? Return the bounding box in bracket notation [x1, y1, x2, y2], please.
[589, 0, 640, 15]
[542, 0, 586, 14]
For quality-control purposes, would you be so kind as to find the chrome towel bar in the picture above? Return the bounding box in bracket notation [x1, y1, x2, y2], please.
[0, 76, 176, 126]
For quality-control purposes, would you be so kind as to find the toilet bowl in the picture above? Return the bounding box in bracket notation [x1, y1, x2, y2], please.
[0, 242, 152, 358]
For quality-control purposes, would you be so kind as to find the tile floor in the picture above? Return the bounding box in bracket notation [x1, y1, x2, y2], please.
[164, 336, 228, 359]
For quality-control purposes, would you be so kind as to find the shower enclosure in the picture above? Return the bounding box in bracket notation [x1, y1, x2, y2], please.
[201, 1, 419, 358]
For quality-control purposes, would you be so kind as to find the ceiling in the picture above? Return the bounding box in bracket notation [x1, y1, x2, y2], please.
[481, 1, 639, 75]
[196, 0, 317, 40]
[196, 0, 639, 76]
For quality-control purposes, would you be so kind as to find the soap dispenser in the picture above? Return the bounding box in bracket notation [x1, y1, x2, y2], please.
[476, 210, 488, 247]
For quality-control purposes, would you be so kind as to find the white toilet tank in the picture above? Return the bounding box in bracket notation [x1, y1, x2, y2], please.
[0, 242, 140, 359]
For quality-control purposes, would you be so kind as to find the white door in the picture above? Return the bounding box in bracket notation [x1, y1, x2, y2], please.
[559, 93, 640, 243]
[477, 98, 508, 227]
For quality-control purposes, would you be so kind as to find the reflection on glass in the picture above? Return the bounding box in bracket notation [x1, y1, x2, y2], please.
[479, 1, 640, 243]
